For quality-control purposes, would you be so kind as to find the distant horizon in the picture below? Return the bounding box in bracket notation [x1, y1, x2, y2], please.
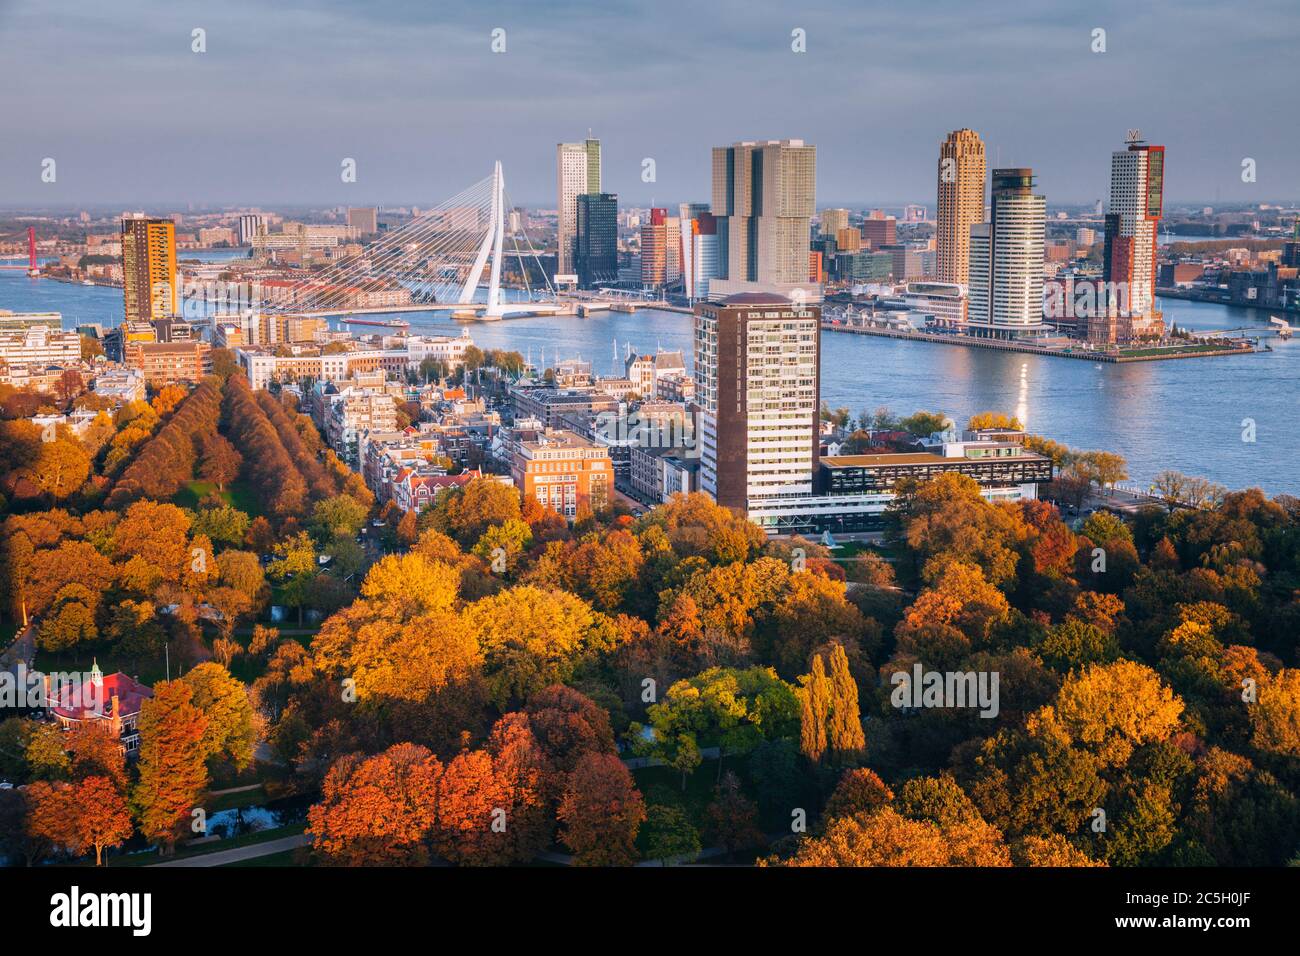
[3, 198, 1298, 217]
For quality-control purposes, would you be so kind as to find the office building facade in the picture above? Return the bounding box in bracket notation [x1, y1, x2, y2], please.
[575, 192, 618, 290]
[710, 140, 818, 300]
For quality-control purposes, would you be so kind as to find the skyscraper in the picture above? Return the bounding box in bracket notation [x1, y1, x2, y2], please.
[709, 139, 817, 300]
[936, 128, 986, 286]
[121, 215, 178, 322]
[556, 138, 601, 277]
[575, 193, 618, 290]
[694, 292, 820, 513]
[1102, 135, 1165, 341]
[967, 169, 1046, 338]
[641, 208, 668, 288]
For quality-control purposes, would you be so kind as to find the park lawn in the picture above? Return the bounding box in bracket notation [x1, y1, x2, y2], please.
[38, 645, 169, 686]
[206, 786, 268, 813]
[174, 478, 264, 518]
[632, 758, 726, 828]
[222, 848, 306, 867]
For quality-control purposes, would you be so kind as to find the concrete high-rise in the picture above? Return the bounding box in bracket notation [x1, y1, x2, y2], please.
[967, 169, 1046, 338]
[556, 139, 601, 278]
[1102, 135, 1166, 340]
[936, 129, 986, 287]
[121, 215, 178, 322]
[694, 292, 820, 513]
[237, 214, 266, 245]
[710, 139, 818, 300]
[346, 207, 378, 235]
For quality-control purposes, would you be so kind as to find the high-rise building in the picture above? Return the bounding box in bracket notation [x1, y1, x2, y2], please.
[694, 292, 820, 513]
[121, 215, 178, 323]
[1102, 135, 1166, 340]
[641, 208, 669, 288]
[346, 207, 379, 235]
[836, 227, 862, 253]
[936, 129, 986, 286]
[680, 213, 719, 302]
[820, 208, 850, 237]
[687, 225, 718, 294]
[860, 215, 897, 249]
[967, 169, 1046, 338]
[556, 138, 601, 277]
[575, 193, 618, 290]
[710, 139, 818, 300]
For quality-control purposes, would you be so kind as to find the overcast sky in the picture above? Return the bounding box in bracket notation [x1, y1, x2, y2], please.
[1, 0, 1296, 209]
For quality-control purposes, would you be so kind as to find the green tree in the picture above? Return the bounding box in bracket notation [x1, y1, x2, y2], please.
[640, 805, 701, 865]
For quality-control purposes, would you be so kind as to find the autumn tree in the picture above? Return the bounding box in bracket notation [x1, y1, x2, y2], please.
[198, 433, 242, 490]
[466, 585, 602, 707]
[132, 680, 210, 853]
[182, 662, 260, 772]
[704, 770, 764, 858]
[309, 743, 442, 866]
[557, 751, 645, 866]
[73, 776, 134, 865]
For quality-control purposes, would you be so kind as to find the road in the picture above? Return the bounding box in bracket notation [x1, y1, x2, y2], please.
[150, 833, 310, 868]
[0, 622, 36, 671]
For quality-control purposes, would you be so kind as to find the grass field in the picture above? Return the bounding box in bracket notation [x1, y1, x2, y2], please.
[174, 479, 264, 518]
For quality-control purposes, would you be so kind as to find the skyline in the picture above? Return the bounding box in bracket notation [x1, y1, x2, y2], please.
[1, 0, 1298, 206]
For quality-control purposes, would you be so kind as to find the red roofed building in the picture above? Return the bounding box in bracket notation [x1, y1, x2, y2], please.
[48, 661, 153, 754]
[391, 468, 512, 514]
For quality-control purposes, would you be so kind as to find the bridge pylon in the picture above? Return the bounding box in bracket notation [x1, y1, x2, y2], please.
[458, 161, 507, 318]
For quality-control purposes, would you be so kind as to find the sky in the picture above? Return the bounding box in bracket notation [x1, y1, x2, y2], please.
[0, 0, 1296, 209]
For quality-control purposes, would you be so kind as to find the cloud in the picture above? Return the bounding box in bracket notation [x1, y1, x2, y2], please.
[0, 0, 1295, 206]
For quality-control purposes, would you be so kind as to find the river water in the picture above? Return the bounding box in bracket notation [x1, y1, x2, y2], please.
[2, 261, 1295, 494]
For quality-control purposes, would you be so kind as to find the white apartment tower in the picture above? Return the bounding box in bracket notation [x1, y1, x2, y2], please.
[556, 139, 601, 277]
[694, 292, 820, 513]
[968, 169, 1046, 338]
[1103, 136, 1165, 340]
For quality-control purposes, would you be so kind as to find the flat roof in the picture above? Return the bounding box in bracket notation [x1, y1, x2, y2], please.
[823, 450, 1049, 468]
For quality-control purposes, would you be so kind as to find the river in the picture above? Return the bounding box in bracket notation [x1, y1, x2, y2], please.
[2, 262, 1295, 495]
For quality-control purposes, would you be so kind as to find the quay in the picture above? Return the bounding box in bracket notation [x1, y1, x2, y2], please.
[819, 320, 1264, 362]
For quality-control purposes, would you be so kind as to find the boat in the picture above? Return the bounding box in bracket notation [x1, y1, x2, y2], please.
[338, 317, 409, 330]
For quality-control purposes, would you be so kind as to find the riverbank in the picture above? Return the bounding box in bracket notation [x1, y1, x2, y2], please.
[1156, 286, 1300, 314]
[819, 320, 1262, 362]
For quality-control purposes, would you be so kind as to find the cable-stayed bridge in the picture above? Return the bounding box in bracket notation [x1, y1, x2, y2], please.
[250, 162, 564, 322]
